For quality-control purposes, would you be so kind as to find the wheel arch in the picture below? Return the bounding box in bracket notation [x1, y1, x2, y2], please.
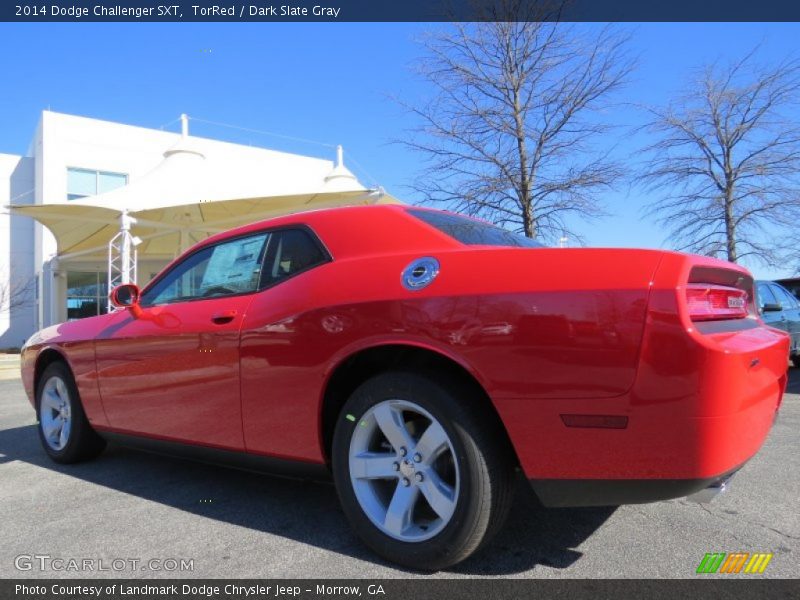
[318, 343, 519, 468]
[33, 347, 71, 400]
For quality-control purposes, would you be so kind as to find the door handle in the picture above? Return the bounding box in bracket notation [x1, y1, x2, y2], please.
[211, 310, 237, 324]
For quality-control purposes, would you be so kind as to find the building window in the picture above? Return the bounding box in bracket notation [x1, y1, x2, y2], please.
[66, 271, 108, 319]
[67, 167, 128, 201]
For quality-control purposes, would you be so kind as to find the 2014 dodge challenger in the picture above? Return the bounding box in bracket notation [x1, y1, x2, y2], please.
[20, 204, 788, 569]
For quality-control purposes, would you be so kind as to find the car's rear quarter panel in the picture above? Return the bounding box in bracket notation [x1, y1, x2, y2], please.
[239, 245, 664, 463]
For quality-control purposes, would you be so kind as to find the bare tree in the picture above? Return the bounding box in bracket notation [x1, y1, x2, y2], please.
[400, 7, 633, 243]
[0, 271, 33, 315]
[640, 48, 800, 265]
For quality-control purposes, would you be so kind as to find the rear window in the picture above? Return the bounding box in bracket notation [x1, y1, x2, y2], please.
[408, 209, 543, 248]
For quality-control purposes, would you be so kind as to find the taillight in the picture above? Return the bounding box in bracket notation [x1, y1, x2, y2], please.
[685, 284, 749, 321]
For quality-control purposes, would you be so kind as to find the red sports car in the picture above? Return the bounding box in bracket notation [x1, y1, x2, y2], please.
[20, 204, 788, 570]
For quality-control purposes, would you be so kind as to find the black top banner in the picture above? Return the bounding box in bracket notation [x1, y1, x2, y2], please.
[4, 0, 800, 22]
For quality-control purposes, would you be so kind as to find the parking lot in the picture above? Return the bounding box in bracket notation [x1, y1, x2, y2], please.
[0, 362, 797, 579]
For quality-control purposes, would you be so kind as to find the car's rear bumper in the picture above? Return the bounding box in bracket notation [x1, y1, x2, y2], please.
[530, 465, 741, 508]
[495, 278, 788, 494]
[498, 323, 786, 483]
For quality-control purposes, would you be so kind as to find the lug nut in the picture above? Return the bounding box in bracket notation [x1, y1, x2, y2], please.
[401, 478, 410, 487]
[392, 462, 400, 471]
[399, 447, 407, 457]
[415, 472, 424, 483]
[413, 453, 422, 463]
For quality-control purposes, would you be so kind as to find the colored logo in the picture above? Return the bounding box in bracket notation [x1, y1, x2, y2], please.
[696, 552, 773, 574]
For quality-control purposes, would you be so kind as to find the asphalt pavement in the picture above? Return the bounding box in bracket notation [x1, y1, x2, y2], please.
[0, 366, 797, 579]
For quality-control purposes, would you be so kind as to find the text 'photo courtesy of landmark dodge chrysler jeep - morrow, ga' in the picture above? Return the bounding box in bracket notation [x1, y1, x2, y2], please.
[20, 205, 788, 570]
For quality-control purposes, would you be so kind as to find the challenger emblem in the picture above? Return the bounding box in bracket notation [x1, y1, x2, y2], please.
[727, 296, 746, 309]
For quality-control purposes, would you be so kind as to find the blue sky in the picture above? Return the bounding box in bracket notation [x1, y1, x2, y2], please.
[1, 22, 798, 278]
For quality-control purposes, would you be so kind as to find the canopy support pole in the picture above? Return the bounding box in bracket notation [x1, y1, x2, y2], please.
[107, 209, 138, 312]
[179, 229, 190, 254]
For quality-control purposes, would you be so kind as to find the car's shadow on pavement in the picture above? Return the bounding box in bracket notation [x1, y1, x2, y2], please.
[0, 424, 614, 575]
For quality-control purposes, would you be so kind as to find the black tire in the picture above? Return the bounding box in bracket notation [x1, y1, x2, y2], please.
[332, 371, 515, 571]
[36, 361, 106, 464]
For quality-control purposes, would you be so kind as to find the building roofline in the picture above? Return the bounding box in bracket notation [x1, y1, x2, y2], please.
[37, 109, 334, 165]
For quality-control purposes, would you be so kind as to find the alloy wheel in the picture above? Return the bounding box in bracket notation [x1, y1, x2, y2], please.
[348, 399, 460, 542]
[40, 375, 72, 451]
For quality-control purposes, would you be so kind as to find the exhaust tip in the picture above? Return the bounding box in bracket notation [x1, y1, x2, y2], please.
[687, 473, 735, 504]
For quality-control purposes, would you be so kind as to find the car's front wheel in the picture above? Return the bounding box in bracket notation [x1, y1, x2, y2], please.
[332, 371, 514, 571]
[36, 361, 106, 464]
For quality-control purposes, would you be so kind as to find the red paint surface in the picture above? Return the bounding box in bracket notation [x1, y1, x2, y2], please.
[21, 205, 789, 482]
[91, 294, 256, 449]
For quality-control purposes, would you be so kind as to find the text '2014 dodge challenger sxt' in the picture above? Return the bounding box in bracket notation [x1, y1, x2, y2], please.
[20, 204, 788, 570]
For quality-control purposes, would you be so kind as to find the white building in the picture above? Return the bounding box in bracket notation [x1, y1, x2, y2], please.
[0, 110, 392, 349]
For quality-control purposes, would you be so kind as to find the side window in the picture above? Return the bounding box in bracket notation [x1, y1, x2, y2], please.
[756, 283, 778, 310]
[141, 232, 269, 306]
[773, 285, 798, 309]
[260, 228, 327, 288]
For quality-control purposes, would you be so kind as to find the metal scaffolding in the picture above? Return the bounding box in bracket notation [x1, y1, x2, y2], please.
[107, 210, 140, 311]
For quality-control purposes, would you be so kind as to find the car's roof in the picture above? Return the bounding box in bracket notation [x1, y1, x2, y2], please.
[203, 203, 406, 240]
[194, 204, 460, 258]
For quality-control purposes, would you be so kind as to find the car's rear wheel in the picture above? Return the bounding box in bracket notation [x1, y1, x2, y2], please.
[36, 361, 106, 464]
[332, 371, 514, 571]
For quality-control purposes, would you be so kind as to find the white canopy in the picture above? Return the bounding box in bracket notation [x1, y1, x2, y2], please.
[9, 189, 400, 260]
[7, 135, 401, 260]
